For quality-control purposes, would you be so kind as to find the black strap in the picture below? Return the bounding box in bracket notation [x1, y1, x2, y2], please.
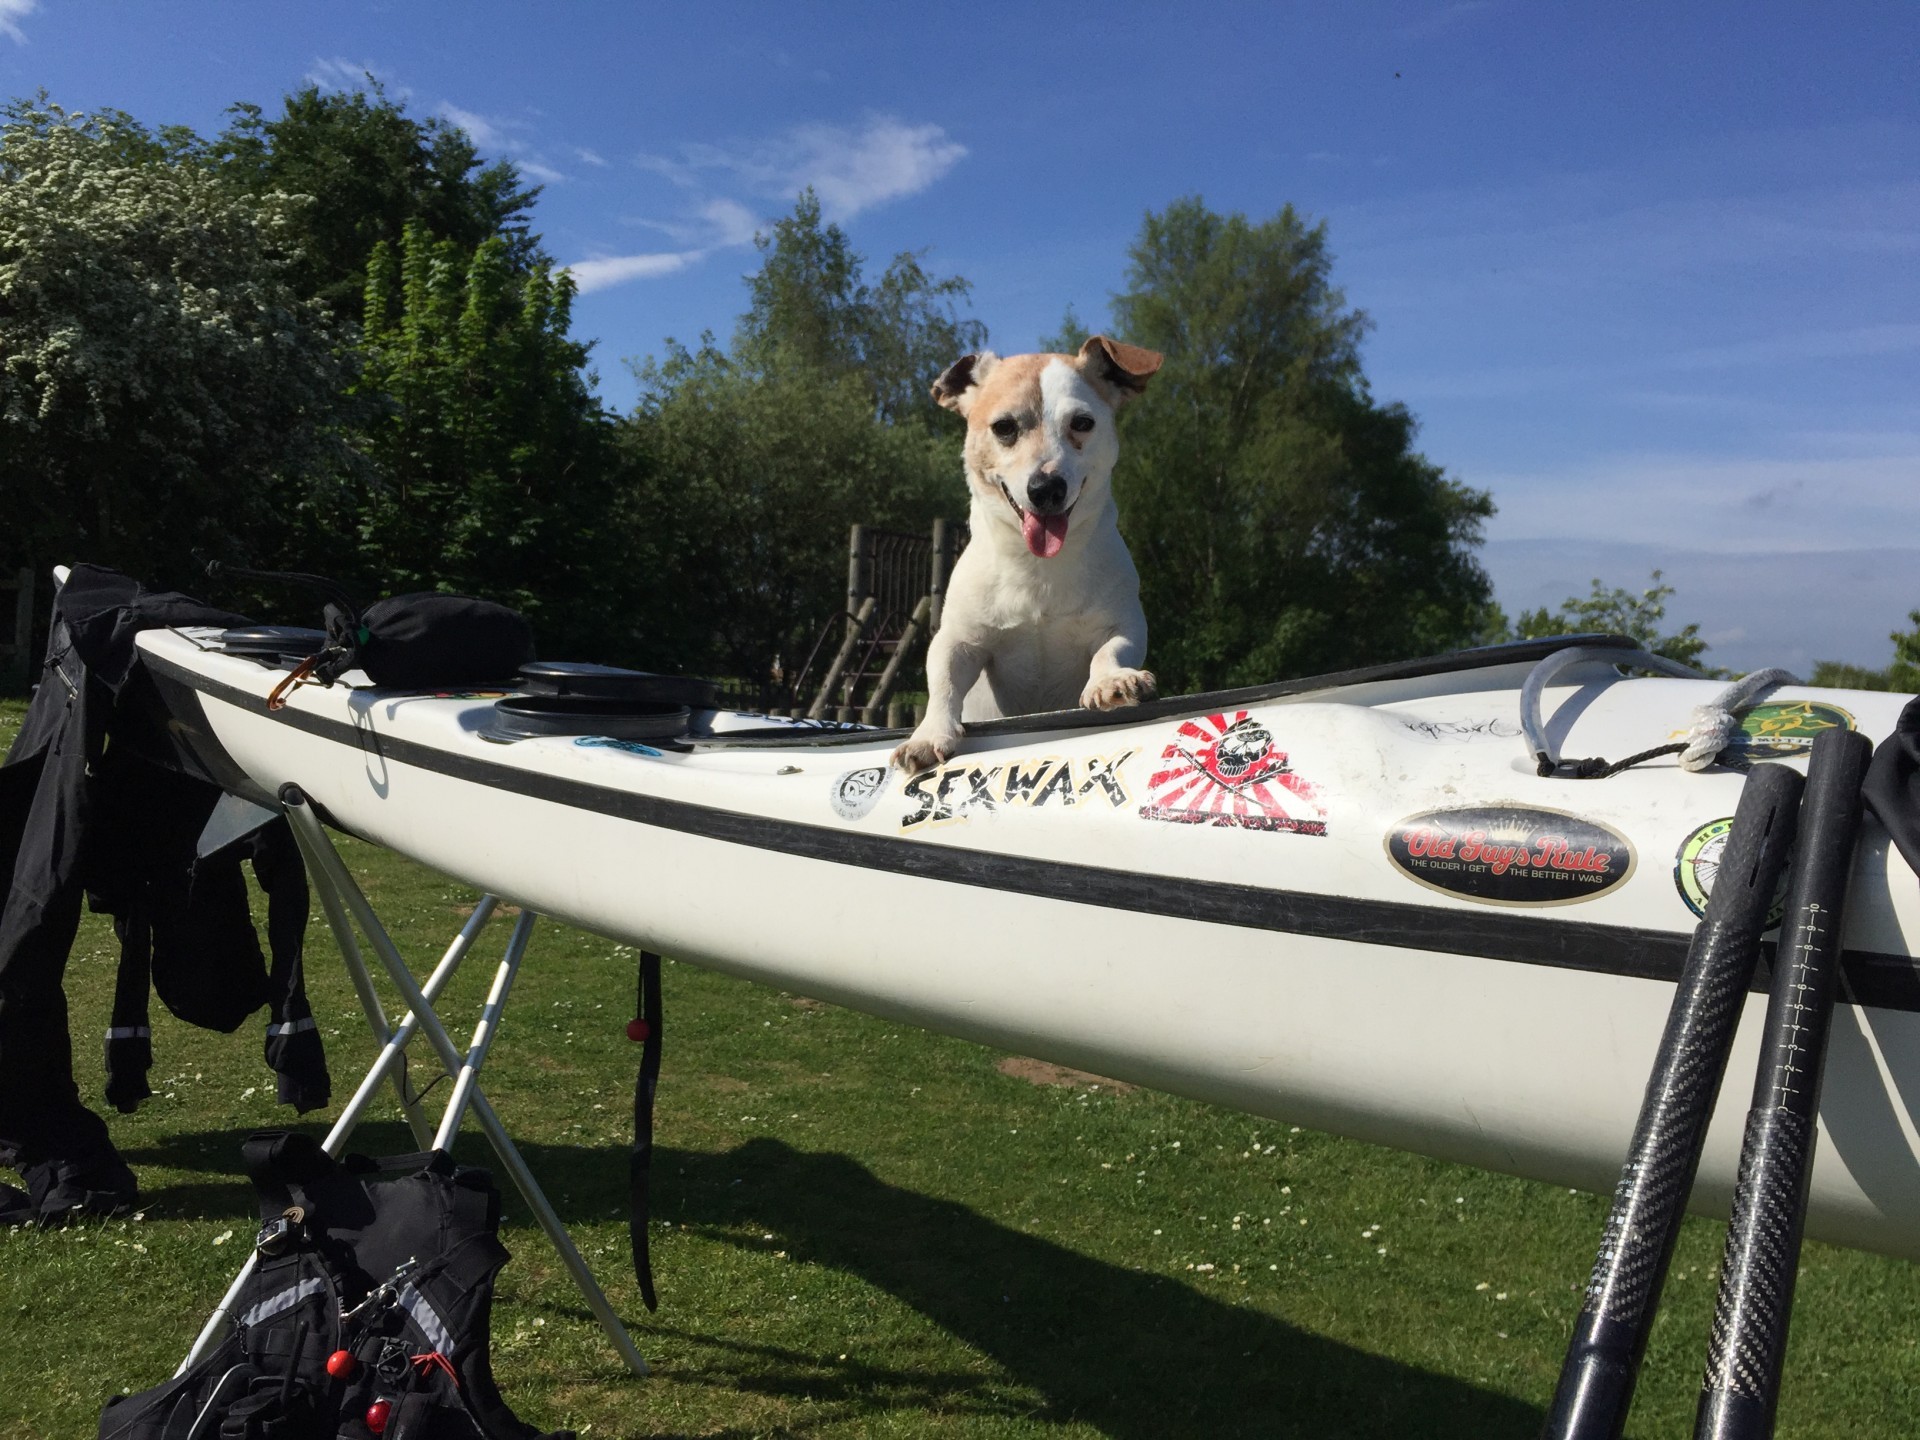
[240, 1130, 335, 1219]
[629, 951, 663, 1311]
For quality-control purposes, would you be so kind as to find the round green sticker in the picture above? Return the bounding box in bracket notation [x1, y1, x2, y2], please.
[1674, 815, 1789, 925]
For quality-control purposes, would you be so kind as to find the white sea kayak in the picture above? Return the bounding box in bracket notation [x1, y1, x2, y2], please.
[131, 626, 1920, 1259]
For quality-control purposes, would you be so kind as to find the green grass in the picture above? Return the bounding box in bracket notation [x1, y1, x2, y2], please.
[1, 699, 1917, 1436]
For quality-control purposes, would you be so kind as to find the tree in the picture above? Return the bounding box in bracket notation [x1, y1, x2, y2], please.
[319, 221, 623, 653]
[215, 83, 540, 316]
[606, 191, 981, 687]
[621, 339, 954, 685]
[1077, 197, 1496, 691]
[1812, 610, 1920, 692]
[1511, 571, 1715, 670]
[0, 98, 352, 587]
[735, 190, 985, 429]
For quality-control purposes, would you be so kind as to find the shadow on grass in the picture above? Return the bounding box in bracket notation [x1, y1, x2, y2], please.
[660, 1137, 1542, 1440]
[126, 1127, 1543, 1438]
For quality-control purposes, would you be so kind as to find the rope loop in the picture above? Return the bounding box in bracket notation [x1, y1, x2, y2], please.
[1679, 667, 1799, 772]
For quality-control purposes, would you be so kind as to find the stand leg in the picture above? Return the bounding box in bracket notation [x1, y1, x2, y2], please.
[433, 910, 534, 1151]
[178, 896, 499, 1373]
[299, 829, 434, 1148]
[336, 896, 499, 1150]
[283, 791, 650, 1378]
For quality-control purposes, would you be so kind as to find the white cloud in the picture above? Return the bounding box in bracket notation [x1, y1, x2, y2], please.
[0, 0, 36, 45]
[576, 115, 962, 296]
[635, 114, 966, 222]
[435, 102, 570, 183]
[306, 56, 399, 92]
[785, 117, 966, 219]
[699, 197, 763, 248]
[620, 195, 764, 250]
[1483, 446, 1920, 553]
[438, 102, 506, 149]
[574, 147, 609, 168]
[562, 250, 702, 294]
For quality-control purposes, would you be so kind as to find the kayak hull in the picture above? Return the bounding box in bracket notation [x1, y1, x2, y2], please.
[133, 629, 1920, 1259]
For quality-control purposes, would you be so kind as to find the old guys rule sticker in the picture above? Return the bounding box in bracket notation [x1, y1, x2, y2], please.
[1385, 805, 1635, 906]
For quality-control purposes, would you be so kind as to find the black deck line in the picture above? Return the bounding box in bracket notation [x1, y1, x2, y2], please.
[139, 646, 1920, 1014]
[690, 629, 1647, 749]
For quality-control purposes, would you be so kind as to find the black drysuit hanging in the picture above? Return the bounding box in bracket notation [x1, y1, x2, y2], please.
[0, 566, 329, 1221]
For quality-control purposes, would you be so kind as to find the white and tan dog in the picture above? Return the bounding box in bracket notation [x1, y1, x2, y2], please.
[891, 335, 1164, 774]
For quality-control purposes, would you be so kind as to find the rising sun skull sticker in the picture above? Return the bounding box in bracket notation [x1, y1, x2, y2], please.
[1138, 711, 1328, 835]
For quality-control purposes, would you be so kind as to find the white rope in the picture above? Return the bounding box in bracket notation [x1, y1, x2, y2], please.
[1679, 667, 1800, 772]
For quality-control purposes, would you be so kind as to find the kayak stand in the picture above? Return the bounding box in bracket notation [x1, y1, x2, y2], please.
[178, 785, 648, 1379]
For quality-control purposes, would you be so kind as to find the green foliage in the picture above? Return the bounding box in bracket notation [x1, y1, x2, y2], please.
[1812, 609, 1920, 692]
[320, 222, 624, 654]
[622, 338, 955, 683]
[1038, 303, 1092, 354]
[735, 190, 985, 430]
[1083, 197, 1497, 691]
[1511, 571, 1713, 670]
[215, 82, 540, 315]
[0, 97, 353, 586]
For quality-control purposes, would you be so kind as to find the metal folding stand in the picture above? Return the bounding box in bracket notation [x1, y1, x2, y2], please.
[179, 786, 648, 1379]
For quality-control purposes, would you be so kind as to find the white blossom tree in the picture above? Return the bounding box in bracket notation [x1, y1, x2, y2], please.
[0, 98, 354, 586]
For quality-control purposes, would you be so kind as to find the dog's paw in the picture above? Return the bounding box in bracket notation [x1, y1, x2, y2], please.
[891, 730, 959, 774]
[1081, 667, 1158, 711]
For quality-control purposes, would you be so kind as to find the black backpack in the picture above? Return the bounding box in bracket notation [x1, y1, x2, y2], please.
[98, 1133, 572, 1440]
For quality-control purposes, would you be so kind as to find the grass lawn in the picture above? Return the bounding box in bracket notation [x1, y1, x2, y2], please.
[1, 697, 1917, 1437]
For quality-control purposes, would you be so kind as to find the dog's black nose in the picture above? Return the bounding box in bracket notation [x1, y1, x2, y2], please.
[1026, 472, 1068, 512]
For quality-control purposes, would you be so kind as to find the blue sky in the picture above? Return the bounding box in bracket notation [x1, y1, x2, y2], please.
[5, 1, 1915, 674]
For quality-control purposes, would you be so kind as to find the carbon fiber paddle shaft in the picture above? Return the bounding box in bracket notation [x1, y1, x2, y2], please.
[1543, 762, 1804, 1440]
[1694, 727, 1873, 1440]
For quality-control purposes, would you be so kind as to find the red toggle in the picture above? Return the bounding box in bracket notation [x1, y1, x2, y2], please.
[365, 1398, 393, 1434]
[625, 1018, 651, 1043]
[324, 1348, 357, 1379]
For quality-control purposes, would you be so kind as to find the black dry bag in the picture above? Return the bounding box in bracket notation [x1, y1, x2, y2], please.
[315, 594, 535, 690]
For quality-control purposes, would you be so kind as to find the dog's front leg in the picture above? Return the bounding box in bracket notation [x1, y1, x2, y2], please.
[1080, 631, 1158, 711]
[891, 632, 986, 773]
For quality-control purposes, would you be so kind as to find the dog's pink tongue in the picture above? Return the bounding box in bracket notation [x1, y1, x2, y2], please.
[1021, 510, 1069, 559]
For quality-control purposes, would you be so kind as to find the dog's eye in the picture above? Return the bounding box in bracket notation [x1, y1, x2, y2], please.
[989, 418, 1019, 444]
[1069, 414, 1095, 434]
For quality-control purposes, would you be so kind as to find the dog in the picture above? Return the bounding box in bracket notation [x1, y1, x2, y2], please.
[891, 334, 1164, 774]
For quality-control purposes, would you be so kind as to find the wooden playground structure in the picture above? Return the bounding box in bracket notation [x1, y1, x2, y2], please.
[780, 520, 966, 724]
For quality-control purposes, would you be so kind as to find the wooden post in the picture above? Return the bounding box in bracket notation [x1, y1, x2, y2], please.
[847, 524, 871, 623]
[928, 519, 951, 633]
[807, 596, 876, 721]
[862, 595, 931, 724]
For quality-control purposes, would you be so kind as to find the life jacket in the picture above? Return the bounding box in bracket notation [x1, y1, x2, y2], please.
[97, 1133, 571, 1440]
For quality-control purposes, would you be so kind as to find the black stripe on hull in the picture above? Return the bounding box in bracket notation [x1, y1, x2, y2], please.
[140, 649, 1920, 1014]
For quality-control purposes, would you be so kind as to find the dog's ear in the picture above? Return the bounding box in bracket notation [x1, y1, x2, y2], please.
[931, 351, 998, 417]
[1077, 335, 1164, 408]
